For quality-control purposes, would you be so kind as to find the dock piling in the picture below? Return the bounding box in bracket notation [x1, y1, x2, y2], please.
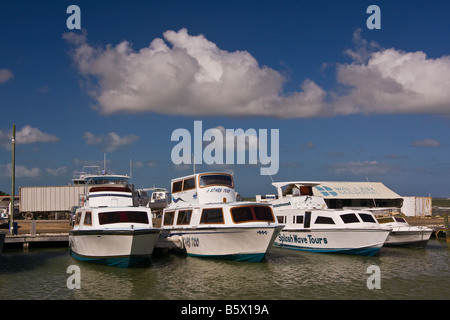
[31, 220, 36, 237]
[10, 124, 15, 236]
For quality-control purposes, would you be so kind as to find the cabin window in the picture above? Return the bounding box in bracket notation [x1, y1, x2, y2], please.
[75, 212, 82, 225]
[394, 217, 406, 223]
[304, 212, 311, 228]
[340, 213, 360, 224]
[300, 186, 313, 195]
[358, 213, 376, 223]
[231, 206, 275, 223]
[377, 217, 394, 224]
[200, 208, 224, 224]
[295, 215, 304, 224]
[315, 216, 335, 224]
[163, 211, 175, 226]
[254, 206, 275, 221]
[183, 178, 196, 191]
[199, 174, 233, 188]
[176, 210, 192, 225]
[172, 181, 183, 193]
[84, 212, 92, 225]
[98, 211, 149, 225]
[277, 216, 285, 224]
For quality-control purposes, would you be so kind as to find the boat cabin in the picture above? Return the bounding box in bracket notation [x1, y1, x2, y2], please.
[162, 203, 276, 228]
[169, 172, 236, 207]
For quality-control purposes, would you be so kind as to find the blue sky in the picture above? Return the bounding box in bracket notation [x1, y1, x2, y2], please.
[1, 0, 450, 197]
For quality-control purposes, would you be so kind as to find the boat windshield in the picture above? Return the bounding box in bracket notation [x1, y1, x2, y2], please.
[98, 211, 149, 225]
[230, 205, 275, 223]
[377, 217, 396, 224]
[199, 174, 233, 188]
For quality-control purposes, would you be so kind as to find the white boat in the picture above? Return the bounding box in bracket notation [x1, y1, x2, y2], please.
[69, 171, 160, 268]
[160, 172, 283, 262]
[260, 181, 391, 256]
[376, 216, 434, 247]
[143, 187, 169, 210]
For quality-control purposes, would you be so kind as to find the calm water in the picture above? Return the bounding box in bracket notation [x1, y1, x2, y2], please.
[0, 240, 449, 300]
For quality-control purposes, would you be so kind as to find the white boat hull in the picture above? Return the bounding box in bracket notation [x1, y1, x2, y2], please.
[274, 228, 390, 256]
[385, 227, 434, 247]
[166, 225, 283, 262]
[69, 228, 160, 267]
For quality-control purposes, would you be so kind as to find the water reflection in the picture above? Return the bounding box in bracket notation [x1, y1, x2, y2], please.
[0, 240, 449, 300]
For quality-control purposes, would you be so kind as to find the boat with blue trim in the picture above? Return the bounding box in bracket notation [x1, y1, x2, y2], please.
[160, 172, 283, 262]
[259, 181, 391, 256]
[69, 169, 160, 267]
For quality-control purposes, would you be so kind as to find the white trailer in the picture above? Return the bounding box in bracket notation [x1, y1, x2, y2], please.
[401, 196, 432, 217]
[19, 185, 85, 219]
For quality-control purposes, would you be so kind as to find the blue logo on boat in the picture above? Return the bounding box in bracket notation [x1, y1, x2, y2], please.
[315, 186, 338, 197]
[172, 197, 186, 203]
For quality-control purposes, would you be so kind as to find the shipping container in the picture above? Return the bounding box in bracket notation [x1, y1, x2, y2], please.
[401, 196, 432, 217]
[19, 185, 85, 219]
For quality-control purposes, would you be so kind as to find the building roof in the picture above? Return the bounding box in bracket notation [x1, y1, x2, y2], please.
[312, 181, 401, 199]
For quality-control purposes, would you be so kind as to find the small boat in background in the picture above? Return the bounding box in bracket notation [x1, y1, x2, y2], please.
[376, 216, 434, 247]
[160, 172, 283, 262]
[69, 170, 160, 268]
[146, 187, 170, 210]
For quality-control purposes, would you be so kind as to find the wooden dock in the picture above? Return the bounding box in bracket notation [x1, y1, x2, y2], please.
[1, 215, 447, 250]
[5, 233, 69, 248]
[2, 220, 70, 249]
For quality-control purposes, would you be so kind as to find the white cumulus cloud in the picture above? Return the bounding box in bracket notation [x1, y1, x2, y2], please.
[0, 69, 13, 83]
[64, 28, 450, 118]
[411, 138, 441, 147]
[0, 163, 41, 178]
[63, 29, 327, 118]
[0, 125, 59, 149]
[83, 131, 139, 152]
[334, 29, 450, 116]
[327, 160, 394, 176]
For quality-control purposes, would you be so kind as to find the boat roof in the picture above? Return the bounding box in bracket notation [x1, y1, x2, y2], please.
[170, 172, 233, 182]
[272, 181, 322, 189]
[313, 181, 401, 199]
[272, 180, 402, 199]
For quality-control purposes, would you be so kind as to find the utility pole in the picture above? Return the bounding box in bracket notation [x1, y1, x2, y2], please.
[10, 124, 16, 235]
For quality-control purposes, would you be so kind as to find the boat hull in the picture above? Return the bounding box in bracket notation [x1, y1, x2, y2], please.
[69, 228, 160, 268]
[384, 228, 434, 247]
[274, 228, 390, 256]
[166, 225, 283, 262]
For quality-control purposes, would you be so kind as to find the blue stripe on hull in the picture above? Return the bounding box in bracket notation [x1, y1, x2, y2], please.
[71, 251, 151, 268]
[187, 252, 266, 262]
[275, 243, 381, 256]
